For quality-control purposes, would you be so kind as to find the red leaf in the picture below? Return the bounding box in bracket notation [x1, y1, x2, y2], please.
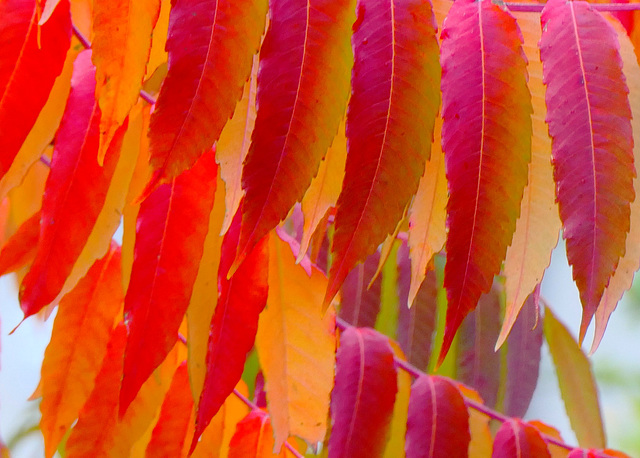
[0, 0, 71, 179]
[568, 449, 632, 458]
[328, 327, 397, 458]
[120, 150, 218, 416]
[327, 0, 441, 304]
[0, 210, 40, 276]
[492, 419, 550, 458]
[540, 0, 635, 342]
[192, 205, 269, 451]
[19, 50, 126, 318]
[147, 0, 267, 185]
[228, 410, 287, 458]
[235, 0, 353, 270]
[405, 375, 470, 458]
[145, 362, 193, 458]
[439, 0, 531, 364]
[339, 250, 381, 328]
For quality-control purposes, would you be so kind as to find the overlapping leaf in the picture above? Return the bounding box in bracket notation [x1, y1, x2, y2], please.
[236, 0, 354, 270]
[328, 327, 397, 458]
[120, 150, 218, 415]
[255, 231, 335, 449]
[0, 210, 40, 276]
[192, 207, 269, 450]
[228, 410, 288, 458]
[147, 0, 267, 184]
[405, 375, 470, 458]
[339, 250, 382, 328]
[327, 0, 441, 305]
[91, 0, 160, 162]
[492, 419, 550, 458]
[540, 0, 635, 342]
[499, 11, 561, 347]
[383, 342, 411, 458]
[40, 243, 122, 458]
[439, 0, 531, 363]
[0, 0, 71, 179]
[19, 50, 126, 318]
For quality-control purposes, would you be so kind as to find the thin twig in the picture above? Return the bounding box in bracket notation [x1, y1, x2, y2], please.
[335, 317, 574, 451]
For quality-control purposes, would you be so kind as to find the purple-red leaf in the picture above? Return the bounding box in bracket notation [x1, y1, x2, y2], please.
[540, 0, 635, 342]
[19, 50, 125, 318]
[326, 0, 441, 305]
[405, 375, 470, 458]
[492, 419, 550, 458]
[0, 0, 71, 179]
[120, 150, 218, 416]
[147, 0, 267, 184]
[339, 250, 382, 329]
[235, 0, 354, 270]
[328, 327, 397, 458]
[439, 0, 531, 364]
[192, 206, 269, 451]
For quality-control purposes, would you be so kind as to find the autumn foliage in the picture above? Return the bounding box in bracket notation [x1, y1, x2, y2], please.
[2, 0, 640, 455]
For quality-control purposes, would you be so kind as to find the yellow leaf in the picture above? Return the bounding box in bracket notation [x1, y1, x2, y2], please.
[499, 12, 561, 349]
[255, 231, 336, 450]
[527, 420, 569, 458]
[145, 0, 170, 80]
[383, 342, 411, 458]
[407, 116, 447, 307]
[456, 384, 493, 458]
[92, 0, 160, 163]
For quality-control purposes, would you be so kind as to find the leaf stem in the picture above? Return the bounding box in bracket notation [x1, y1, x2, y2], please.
[335, 317, 573, 451]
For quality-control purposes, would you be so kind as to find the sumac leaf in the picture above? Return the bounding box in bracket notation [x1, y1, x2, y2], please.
[492, 419, 550, 458]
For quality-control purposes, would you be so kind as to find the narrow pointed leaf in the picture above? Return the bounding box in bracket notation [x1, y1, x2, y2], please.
[192, 207, 269, 450]
[593, 18, 640, 352]
[145, 362, 193, 458]
[91, 0, 160, 162]
[540, 0, 635, 342]
[327, 0, 441, 304]
[19, 50, 126, 318]
[147, 0, 267, 184]
[40, 243, 122, 458]
[0, 210, 40, 276]
[492, 419, 550, 458]
[339, 250, 381, 328]
[120, 150, 218, 415]
[228, 410, 288, 458]
[544, 306, 605, 448]
[0, 0, 71, 179]
[499, 11, 561, 347]
[407, 116, 447, 308]
[440, 0, 532, 363]
[236, 0, 354, 269]
[255, 231, 335, 449]
[405, 375, 470, 458]
[328, 327, 397, 458]
[503, 291, 543, 418]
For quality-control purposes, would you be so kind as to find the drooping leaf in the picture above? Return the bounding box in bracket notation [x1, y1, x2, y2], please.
[456, 283, 502, 409]
[544, 306, 605, 448]
[503, 290, 543, 418]
[0, 210, 40, 277]
[91, 0, 160, 162]
[144, 0, 170, 80]
[592, 17, 640, 353]
[147, 0, 267, 184]
[397, 242, 437, 371]
[383, 342, 411, 458]
[120, 150, 218, 416]
[145, 362, 193, 458]
[328, 327, 397, 458]
[299, 117, 347, 261]
[0, 0, 71, 179]
[255, 231, 335, 449]
[527, 420, 567, 458]
[327, 0, 441, 305]
[19, 50, 126, 319]
[405, 375, 470, 458]
[492, 419, 551, 458]
[439, 0, 532, 364]
[456, 384, 493, 458]
[40, 243, 122, 458]
[236, 0, 354, 270]
[228, 410, 287, 458]
[499, 11, 561, 347]
[339, 250, 381, 328]
[192, 206, 269, 450]
[217, 54, 258, 236]
[540, 0, 635, 342]
[407, 116, 447, 308]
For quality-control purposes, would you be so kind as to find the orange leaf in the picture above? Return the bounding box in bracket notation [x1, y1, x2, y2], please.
[0, 210, 40, 277]
[228, 410, 288, 458]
